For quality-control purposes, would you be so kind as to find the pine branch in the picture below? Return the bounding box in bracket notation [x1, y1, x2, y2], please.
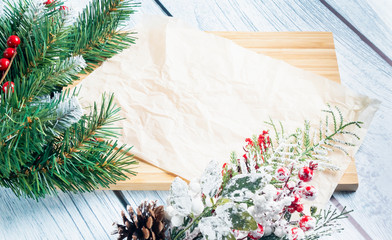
[27, 56, 87, 98]
[1, 94, 136, 199]
[1, 0, 69, 79]
[0, 0, 138, 199]
[69, 0, 139, 72]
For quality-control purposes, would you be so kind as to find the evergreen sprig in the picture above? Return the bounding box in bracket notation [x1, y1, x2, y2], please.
[0, 0, 138, 199]
[1, 93, 136, 199]
[264, 105, 362, 171]
[70, 0, 139, 72]
[306, 206, 352, 240]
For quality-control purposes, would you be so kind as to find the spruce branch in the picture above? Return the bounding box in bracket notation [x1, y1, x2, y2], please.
[28, 56, 87, 97]
[69, 0, 139, 72]
[1, 94, 136, 199]
[0, 0, 138, 199]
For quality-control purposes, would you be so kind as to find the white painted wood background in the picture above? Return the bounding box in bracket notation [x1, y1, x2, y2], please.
[1, 0, 391, 239]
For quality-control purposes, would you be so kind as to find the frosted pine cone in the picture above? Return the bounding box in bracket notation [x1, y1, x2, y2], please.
[112, 201, 167, 240]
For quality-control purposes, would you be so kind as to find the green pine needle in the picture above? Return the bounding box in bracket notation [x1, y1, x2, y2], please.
[0, 0, 139, 199]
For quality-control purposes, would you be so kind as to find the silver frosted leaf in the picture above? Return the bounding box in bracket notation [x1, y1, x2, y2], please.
[168, 177, 192, 216]
[216, 202, 257, 231]
[221, 173, 264, 202]
[199, 216, 232, 240]
[200, 160, 222, 198]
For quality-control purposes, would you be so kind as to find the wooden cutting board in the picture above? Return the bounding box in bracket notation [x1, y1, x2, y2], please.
[97, 32, 358, 192]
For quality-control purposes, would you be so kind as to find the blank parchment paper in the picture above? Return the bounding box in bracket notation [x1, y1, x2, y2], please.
[74, 16, 379, 206]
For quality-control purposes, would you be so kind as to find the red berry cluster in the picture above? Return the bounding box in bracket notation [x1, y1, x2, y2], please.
[44, 0, 68, 11]
[257, 130, 271, 152]
[1, 35, 20, 94]
[284, 192, 303, 213]
[274, 162, 318, 217]
[44, 0, 54, 5]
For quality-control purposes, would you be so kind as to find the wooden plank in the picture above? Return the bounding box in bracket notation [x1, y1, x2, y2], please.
[209, 31, 341, 82]
[0, 187, 131, 239]
[325, 0, 392, 61]
[157, 0, 392, 238]
[102, 31, 357, 191]
[0, 188, 85, 239]
[122, 191, 169, 207]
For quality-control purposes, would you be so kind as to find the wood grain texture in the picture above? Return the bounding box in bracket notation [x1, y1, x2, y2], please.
[1, 0, 391, 239]
[157, 0, 392, 238]
[0, 188, 125, 239]
[325, 0, 392, 61]
[0, 1, 168, 240]
[100, 31, 358, 192]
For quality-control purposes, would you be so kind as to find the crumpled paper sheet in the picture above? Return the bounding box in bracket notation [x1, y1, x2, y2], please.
[74, 16, 379, 207]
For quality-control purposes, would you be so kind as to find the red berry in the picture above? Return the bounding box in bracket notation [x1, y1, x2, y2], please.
[295, 203, 304, 212]
[274, 189, 282, 200]
[301, 185, 317, 201]
[0, 58, 10, 71]
[221, 163, 227, 175]
[290, 227, 304, 240]
[276, 167, 290, 181]
[232, 229, 247, 239]
[309, 161, 318, 170]
[286, 181, 296, 190]
[7, 35, 21, 48]
[298, 166, 313, 182]
[287, 205, 296, 213]
[59, 5, 68, 11]
[248, 223, 264, 239]
[245, 138, 254, 147]
[299, 215, 315, 231]
[44, 0, 54, 5]
[292, 193, 301, 203]
[2, 81, 15, 93]
[3, 48, 16, 59]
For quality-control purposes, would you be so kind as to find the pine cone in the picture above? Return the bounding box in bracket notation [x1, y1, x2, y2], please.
[112, 201, 167, 240]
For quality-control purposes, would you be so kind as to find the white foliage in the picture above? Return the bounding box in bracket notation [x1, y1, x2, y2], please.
[23, 0, 45, 23]
[71, 55, 88, 70]
[199, 216, 231, 240]
[214, 202, 236, 226]
[54, 95, 84, 131]
[168, 177, 192, 217]
[33, 93, 84, 132]
[200, 160, 222, 198]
